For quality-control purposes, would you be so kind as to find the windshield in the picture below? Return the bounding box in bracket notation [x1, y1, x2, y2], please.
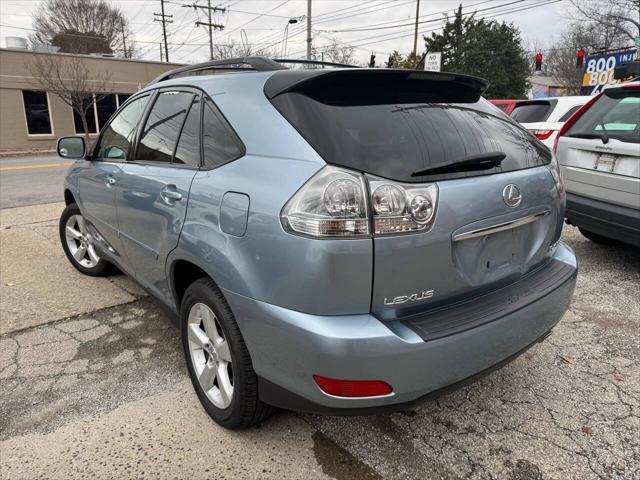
[567, 90, 640, 144]
[511, 101, 553, 123]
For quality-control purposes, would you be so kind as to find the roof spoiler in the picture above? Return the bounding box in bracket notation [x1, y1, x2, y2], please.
[264, 69, 490, 100]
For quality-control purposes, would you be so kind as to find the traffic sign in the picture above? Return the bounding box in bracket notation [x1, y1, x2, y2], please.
[423, 52, 441, 72]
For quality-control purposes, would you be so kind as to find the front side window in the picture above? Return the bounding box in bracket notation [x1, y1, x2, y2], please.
[136, 90, 194, 163]
[22, 90, 52, 134]
[202, 96, 243, 168]
[96, 95, 149, 160]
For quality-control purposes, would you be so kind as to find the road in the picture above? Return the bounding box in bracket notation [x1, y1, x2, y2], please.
[0, 154, 71, 208]
[0, 154, 638, 479]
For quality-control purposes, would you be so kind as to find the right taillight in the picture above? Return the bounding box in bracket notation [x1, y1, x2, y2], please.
[553, 93, 602, 152]
[369, 176, 438, 235]
[280, 166, 438, 239]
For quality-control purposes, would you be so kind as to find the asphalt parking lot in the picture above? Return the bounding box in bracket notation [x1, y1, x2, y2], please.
[1, 189, 638, 478]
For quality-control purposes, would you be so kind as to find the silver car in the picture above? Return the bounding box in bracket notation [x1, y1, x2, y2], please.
[555, 82, 640, 247]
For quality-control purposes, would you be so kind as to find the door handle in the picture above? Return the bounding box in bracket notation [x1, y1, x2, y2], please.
[160, 186, 183, 205]
[105, 176, 116, 187]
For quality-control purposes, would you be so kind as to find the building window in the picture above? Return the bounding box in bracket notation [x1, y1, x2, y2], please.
[117, 94, 131, 106]
[22, 90, 52, 135]
[96, 94, 117, 131]
[73, 97, 98, 135]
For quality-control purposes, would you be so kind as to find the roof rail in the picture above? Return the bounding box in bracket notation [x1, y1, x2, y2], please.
[148, 56, 287, 85]
[273, 58, 360, 69]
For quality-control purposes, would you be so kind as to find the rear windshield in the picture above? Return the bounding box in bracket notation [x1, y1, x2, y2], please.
[271, 93, 551, 182]
[566, 90, 640, 144]
[510, 101, 553, 123]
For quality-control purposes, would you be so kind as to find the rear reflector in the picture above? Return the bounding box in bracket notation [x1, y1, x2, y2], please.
[313, 375, 392, 397]
[531, 129, 555, 140]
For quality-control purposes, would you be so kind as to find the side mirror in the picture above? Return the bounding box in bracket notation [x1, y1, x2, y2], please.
[57, 136, 86, 159]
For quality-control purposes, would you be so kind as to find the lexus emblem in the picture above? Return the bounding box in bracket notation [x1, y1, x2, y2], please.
[502, 184, 522, 207]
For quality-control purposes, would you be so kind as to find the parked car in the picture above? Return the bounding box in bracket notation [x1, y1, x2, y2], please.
[554, 82, 640, 247]
[56, 58, 577, 429]
[489, 99, 524, 115]
[510, 96, 591, 148]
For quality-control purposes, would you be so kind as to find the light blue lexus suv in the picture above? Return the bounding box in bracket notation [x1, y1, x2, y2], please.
[57, 58, 577, 429]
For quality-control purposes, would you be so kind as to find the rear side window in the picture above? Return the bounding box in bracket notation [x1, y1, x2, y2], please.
[202, 96, 243, 169]
[173, 96, 201, 167]
[558, 105, 581, 122]
[137, 91, 194, 163]
[511, 101, 552, 123]
[494, 103, 508, 112]
[567, 91, 640, 144]
[96, 95, 149, 160]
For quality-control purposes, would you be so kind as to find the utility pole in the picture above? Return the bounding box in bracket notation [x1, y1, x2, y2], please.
[154, 0, 173, 62]
[412, 0, 420, 59]
[191, 1, 226, 61]
[160, 43, 163, 62]
[306, 0, 312, 60]
[121, 19, 128, 58]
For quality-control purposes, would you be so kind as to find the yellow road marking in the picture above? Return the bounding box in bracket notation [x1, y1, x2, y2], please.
[0, 162, 73, 172]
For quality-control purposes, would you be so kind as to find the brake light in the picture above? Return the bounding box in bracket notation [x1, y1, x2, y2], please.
[531, 129, 555, 140]
[313, 375, 392, 397]
[553, 93, 602, 152]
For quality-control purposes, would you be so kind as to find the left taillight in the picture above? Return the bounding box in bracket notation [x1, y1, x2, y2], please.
[281, 166, 370, 238]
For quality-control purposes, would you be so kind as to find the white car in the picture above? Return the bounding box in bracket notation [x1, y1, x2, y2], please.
[554, 82, 639, 247]
[511, 96, 592, 148]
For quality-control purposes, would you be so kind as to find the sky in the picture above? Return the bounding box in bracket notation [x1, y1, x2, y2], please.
[0, 0, 573, 65]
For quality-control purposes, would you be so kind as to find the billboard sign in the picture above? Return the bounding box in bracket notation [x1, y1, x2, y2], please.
[580, 49, 637, 95]
[423, 52, 442, 72]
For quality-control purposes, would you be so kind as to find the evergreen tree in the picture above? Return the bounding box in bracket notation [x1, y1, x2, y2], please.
[425, 5, 530, 98]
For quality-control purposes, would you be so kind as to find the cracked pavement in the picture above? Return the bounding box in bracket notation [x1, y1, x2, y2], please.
[1, 201, 638, 479]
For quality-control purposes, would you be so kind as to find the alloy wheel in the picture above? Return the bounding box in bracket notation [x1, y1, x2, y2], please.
[64, 214, 100, 269]
[187, 302, 234, 409]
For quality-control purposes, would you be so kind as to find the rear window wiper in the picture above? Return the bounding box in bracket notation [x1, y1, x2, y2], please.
[411, 151, 506, 177]
[566, 132, 610, 144]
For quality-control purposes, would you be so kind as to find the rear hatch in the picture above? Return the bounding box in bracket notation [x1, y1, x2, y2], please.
[556, 86, 640, 209]
[267, 69, 563, 320]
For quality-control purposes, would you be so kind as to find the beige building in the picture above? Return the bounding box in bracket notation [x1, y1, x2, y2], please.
[0, 48, 184, 153]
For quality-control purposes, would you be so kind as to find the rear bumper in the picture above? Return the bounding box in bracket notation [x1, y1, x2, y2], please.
[566, 192, 640, 247]
[224, 243, 577, 413]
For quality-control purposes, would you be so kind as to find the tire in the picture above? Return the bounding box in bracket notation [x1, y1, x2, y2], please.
[59, 203, 115, 277]
[181, 278, 274, 429]
[578, 227, 618, 245]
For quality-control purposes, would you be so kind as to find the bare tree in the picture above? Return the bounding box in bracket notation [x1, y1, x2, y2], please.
[27, 54, 111, 143]
[312, 37, 357, 65]
[569, 0, 640, 45]
[31, 0, 135, 57]
[209, 39, 277, 61]
[545, 19, 631, 94]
